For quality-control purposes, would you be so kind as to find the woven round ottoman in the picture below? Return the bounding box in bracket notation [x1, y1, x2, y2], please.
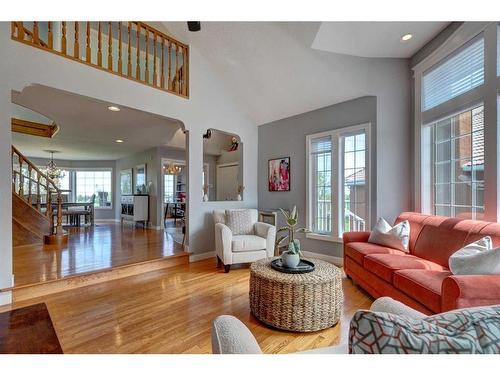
[249, 257, 343, 332]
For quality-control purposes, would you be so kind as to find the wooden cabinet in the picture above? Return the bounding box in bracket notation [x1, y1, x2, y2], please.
[121, 195, 149, 227]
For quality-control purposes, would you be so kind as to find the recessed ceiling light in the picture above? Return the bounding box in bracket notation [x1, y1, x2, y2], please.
[401, 34, 413, 42]
[108, 106, 120, 112]
[115, 139, 124, 143]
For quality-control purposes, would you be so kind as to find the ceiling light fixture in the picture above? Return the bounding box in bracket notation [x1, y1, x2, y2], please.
[401, 34, 413, 42]
[108, 106, 120, 112]
[115, 139, 124, 143]
[164, 163, 182, 175]
[43, 150, 65, 181]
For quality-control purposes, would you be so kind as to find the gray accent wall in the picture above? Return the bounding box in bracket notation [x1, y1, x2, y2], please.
[258, 96, 378, 258]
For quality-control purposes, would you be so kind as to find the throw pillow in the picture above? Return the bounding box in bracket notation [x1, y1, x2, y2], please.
[225, 209, 254, 235]
[449, 236, 500, 275]
[349, 305, 500, 354]
[368, 217, 410, 252]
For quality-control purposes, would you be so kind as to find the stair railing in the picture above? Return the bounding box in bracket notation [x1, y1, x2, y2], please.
[11, 145, 63, 237]
[11, 21, 189, 97]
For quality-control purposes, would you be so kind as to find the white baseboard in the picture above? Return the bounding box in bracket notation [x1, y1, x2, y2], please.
[95, 219, 120, 223]
[301, 251, 343, 266]
[189, 251, 215, 263]
[0, 290, 12, 307]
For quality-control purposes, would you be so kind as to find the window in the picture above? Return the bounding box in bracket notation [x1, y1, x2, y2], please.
[164, 174, 175, 203]
[422, 37, 484, 111]
[342, 132, 367, 232]
[428, 105, 484, 219]
[307, 123, 370, 241]
[76, 170, 112, 208]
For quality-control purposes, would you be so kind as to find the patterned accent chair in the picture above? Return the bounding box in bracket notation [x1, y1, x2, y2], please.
[213, 209, 276, 272]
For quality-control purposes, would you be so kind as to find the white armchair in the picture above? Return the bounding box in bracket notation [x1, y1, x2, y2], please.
[213, 209, 276, 272]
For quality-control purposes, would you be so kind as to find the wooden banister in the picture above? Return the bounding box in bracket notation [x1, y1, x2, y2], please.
[11, 145, 65, 238]
[11, 21, 189, 97]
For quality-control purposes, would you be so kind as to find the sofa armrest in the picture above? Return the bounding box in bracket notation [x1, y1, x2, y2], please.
[215, 223, 233, 264]
[442, 274, 500, 311]
[370, 297, 427, 319]
[254, 222, 276, 257]
[212, 315, 262, 354]
[343, 231, 371, 244]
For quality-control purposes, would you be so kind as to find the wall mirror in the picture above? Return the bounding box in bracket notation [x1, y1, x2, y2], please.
[135, 164, 147, 194]
[202, 129, 243, 201]
[120, 169, 133, 195]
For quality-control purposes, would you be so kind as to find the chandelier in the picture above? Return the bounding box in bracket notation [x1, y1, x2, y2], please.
[44, 150, 65, 181]
[164, 163, 182, 175]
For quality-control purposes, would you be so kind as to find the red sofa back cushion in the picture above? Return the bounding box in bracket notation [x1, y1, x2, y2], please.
[394, 212, 500, 268]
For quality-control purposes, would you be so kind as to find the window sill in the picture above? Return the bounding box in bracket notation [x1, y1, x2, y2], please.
[95, 207, 113, 210]
[306, 233, 343, 243]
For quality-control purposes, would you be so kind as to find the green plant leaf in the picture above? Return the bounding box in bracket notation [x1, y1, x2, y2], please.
[279, 208, 290, 221]
[276, 236, 288, 246]
[277, 226, 289, 233]
[287, 218, 297, 226]
[295, 227, 311, 233]
[291, 206, 297, 221]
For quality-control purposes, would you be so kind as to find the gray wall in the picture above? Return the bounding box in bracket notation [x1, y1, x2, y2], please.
[28, 157, 117, 220]
[115, 146, 187, 228]
[258, 96, 378, 258]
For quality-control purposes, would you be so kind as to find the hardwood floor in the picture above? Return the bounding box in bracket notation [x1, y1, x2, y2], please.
[13, 223, 185, 287]
[2, 258, 373, 354]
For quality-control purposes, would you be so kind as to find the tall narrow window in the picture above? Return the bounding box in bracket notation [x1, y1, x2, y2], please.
[430, 105, 484, 219]
[310, 136, 332, 234]
[164, 174, 175, 203]
[307, 123, 370, 241]
[342, 132, 367, 232]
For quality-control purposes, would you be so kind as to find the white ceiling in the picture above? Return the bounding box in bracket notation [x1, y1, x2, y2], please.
[312, 22, 449, 58]
[163, 22, 450, 125]
[12, 85, 185, 161]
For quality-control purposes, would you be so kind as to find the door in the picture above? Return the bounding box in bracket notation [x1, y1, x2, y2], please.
[216, 163, 239, 201]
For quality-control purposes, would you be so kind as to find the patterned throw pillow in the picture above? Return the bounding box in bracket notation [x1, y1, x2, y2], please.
[225, 209, 254, 235]
[349, 305, 500, 354]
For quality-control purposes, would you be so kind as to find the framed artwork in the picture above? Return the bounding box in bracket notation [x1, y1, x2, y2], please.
[135, 164, 147, 194]
[120, 169, 133, 195]
[268, 157, 290, 192]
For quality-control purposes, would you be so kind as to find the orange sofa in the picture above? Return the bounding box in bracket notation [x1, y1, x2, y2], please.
[343, 212, 500, 314]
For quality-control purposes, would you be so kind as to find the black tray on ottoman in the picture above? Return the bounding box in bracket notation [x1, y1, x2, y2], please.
[270, 258, 315, 274]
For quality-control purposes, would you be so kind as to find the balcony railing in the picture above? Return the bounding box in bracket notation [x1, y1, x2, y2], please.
[11, 21, 189, 98]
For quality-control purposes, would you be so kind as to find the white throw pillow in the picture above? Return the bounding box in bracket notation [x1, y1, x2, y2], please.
[449, 236, 500, 275]
[368, 217, 410, 252]
[225, 209, 254, 235]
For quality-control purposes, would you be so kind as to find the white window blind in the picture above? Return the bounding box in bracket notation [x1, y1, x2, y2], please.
[497, 24, 500, 76]
[422, 37, 484, 111]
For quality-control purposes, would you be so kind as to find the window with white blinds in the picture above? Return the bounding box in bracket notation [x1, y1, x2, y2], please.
[422, 37, 484, 111]
[497, 24, 500, 76]
[306, 123, 370, 241]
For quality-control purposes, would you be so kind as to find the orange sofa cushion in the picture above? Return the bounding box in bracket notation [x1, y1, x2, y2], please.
[394, 269, 452, 313]
[345, 242, 406, 266]
[364, 253, 446, 283]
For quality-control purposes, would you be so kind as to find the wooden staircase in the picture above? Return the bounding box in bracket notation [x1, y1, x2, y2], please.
[11, 146, 68, 247]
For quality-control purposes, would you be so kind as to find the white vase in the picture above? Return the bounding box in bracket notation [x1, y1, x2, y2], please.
[236, 194, 242, 201]
[203, 194, 209, 202]
[281, 251, 300, 268]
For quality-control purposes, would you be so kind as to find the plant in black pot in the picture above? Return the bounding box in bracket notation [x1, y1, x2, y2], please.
[276, 206, 310, 268]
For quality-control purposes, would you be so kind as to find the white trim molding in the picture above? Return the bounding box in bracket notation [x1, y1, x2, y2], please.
[189, 251, 215, 263]
[0, 290, 12, 307]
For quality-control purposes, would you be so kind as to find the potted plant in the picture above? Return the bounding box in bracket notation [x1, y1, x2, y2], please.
[276, 206, 310, 268]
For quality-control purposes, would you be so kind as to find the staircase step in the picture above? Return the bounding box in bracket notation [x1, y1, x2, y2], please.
[6, 252, 190, 303]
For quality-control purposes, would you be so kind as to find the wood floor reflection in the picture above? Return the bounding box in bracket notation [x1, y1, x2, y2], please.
[5, 259, 373, 353]
[13, 223, 185, 287]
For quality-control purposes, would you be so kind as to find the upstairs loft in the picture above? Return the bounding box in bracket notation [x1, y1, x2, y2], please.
[11, 22, 189, 98]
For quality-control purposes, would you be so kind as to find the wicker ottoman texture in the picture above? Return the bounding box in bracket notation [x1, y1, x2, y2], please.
[249, 257, 343, 332]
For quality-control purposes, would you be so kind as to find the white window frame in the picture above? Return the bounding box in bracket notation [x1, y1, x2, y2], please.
[306, 122, 371, 243]
[413, 22, 500, 222]
[74, 168, 114, 210]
